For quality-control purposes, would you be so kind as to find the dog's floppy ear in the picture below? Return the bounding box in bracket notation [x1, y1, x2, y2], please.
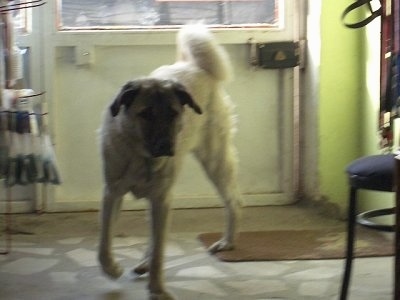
[172, 82, 202, 115]
[110, 81, 141, 117]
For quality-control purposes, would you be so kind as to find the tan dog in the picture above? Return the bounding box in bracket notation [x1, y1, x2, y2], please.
[98, 25, 242, 300]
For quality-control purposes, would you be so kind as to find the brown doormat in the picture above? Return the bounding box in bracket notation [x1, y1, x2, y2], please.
[198, 228, 394, 262]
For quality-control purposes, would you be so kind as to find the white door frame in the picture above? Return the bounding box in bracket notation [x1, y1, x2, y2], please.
[6, 0, 304, 212]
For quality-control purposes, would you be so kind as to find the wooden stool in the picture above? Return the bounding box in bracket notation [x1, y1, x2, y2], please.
[340, 154, 395, 300]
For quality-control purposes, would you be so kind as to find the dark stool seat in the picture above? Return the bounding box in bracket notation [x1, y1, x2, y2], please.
[348, 154, 396, 232]
[347, 154, 395, 191]
[340, 154, 395, 300]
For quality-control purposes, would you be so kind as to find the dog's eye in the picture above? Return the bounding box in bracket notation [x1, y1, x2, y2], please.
[138, 108, 153, 121]
[167, 109, 178, 119]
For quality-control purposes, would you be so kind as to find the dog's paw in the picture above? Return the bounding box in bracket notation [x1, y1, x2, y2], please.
[99, 254, 124, 279]
[149, 291, 176, 300]
[132, 261, 149, 276]
[101, 262, 124, 279]
[207, 238, 234, 254]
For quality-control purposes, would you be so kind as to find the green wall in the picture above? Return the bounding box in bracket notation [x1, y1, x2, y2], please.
[317, 1, 394, 215]
[318, 0, 364, 213]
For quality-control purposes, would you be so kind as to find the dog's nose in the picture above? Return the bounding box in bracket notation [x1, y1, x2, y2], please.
[151, 140, 174, 157]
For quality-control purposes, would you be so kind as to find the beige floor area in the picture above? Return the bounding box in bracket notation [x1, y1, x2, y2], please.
[0, 205, 394, 299]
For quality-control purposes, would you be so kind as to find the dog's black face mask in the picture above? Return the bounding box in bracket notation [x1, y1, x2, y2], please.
[110, 79, 202, 158]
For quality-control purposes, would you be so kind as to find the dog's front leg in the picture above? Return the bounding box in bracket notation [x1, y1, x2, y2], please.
[98, 188, 124, 279]
[148, 196, 175, 300]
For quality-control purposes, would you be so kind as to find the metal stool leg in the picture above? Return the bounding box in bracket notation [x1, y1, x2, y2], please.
[395, 156, 400, 300]
[340, 186, 357, 300]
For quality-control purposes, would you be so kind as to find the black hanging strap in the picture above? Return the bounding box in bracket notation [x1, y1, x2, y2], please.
[342, 0, 382, 29]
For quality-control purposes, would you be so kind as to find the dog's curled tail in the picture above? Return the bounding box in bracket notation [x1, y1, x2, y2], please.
[177, 24, 232, 82]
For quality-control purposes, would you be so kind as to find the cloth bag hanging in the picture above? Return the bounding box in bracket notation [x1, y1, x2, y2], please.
[0, 90, 61, 186]
[342, 0, 400, 151]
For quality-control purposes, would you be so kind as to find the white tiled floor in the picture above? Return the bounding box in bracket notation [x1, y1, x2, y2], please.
[0, 206, 394, 299]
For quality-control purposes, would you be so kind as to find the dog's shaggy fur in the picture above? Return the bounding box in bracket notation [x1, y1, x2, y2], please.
[98, 25, 242, 300]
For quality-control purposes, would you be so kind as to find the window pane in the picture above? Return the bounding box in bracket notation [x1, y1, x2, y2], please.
[58, 0, 278, 30]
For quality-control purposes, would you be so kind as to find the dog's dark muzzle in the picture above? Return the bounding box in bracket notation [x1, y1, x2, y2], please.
[150, 139, 175, 157]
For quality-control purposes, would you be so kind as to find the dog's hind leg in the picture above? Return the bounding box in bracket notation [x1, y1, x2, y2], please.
[132, 247, 150, 276]
[194, 141, 242, 253]
[98, 187, 125, 279]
